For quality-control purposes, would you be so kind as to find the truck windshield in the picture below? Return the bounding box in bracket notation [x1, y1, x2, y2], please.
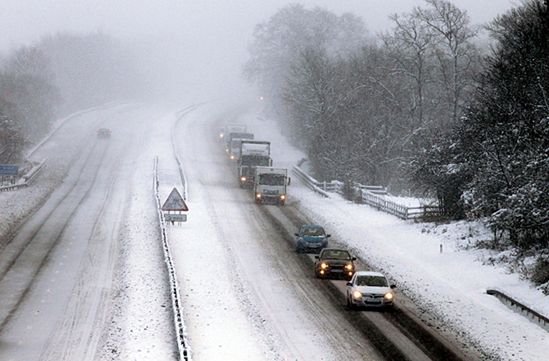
[241, 156, 270, 166]
[229, 133, 253, 142]
[259, 174, 285, 186]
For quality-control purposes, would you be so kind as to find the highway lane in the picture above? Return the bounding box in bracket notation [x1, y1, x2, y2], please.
[172, 105, 387, 360]
[171, 104, 481, 361]
[0, 105, 177, 361]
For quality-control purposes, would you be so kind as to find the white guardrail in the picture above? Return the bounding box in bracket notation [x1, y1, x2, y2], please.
[0, 159, 47, 192]
[171, 105, 199, 201]
[292, 165, 441, 220]
[153, 157, 191, 361]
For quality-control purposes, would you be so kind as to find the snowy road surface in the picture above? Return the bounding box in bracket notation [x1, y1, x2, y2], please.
[159, 104, 477, 361]
[1, 102, 547, 361]
[158, 107, 387, 361]
[0, 105, 176, 361]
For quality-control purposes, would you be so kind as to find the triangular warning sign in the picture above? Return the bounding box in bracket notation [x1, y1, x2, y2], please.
[162, 188, 188, 211]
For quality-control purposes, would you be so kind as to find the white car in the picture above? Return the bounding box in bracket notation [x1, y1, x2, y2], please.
[346, 271, 396, 309]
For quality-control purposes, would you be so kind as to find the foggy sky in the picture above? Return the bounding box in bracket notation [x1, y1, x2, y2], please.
[1, 0, 518, 101]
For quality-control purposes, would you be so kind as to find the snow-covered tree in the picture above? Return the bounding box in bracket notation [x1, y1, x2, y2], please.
[0, 98, 23, 163]
[0, 46, 59, 147]
[245, 5, 367, 144]
[415, 0, 480, 126]
[426, 0, 549, 248]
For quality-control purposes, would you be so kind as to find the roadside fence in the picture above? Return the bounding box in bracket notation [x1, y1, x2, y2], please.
[292, 165, 441, 221]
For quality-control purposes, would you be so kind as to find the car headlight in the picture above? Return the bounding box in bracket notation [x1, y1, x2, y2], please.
[280, 195, 286, 200]
[384, 292, 394, 301]
[255, 193, 261, 199]
[241, 176, 246, 182]
[219, 133, 224, 138]
[320, 262, 329, 270]
[344, 263, 354, 271]
[352, 291, 363, 299]
[230, 155, 235, 160]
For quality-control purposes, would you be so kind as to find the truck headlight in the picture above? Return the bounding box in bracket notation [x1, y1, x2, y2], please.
[384, 292, 394, 301]
[320, 262, 329, 270]
[280, 195, 286, 200]
[219, 133, 224, 138]
[241, 176, 246, 182]
[255, 193, 261, 199]
[352, 291, 363, 299]
[230, 155, 235, 160]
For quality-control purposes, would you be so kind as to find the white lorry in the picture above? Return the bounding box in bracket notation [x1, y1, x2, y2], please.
[219, 124, 247, 140]
[228, 133, 254, 160]
[238, 141, 272, 188]
[253, 167, 290, 206]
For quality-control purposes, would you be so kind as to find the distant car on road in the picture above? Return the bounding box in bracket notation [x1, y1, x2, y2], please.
[345, 271, 396, 309]
[314, 248, 356, 280]
[295, 224, 330, 253]
[97, 128, 111, 138]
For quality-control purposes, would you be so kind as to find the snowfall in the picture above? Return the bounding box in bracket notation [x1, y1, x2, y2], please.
[0, 102, 547, 361]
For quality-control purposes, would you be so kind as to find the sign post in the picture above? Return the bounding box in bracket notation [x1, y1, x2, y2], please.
[162, 187, 189, 224]
[0, 164, 19, 186]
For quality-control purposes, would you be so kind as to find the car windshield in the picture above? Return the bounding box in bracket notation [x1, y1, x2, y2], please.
[321, 250, 351, 260]
[259, 174, 285, 186]
[302, 227, 325, 236]
[356, 276, 388, 287]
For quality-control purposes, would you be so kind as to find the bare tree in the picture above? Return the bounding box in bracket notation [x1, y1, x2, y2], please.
[415, 0, 479, 125]
[383, 12, 434, 125]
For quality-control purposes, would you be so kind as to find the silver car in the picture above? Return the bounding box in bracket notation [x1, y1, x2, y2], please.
[346, 271, 396, 309]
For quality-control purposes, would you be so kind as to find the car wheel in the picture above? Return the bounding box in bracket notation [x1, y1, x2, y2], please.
[347, 296, 355, 310]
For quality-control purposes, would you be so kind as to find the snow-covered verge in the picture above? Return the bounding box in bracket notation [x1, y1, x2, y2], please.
[239, 104, 549, 361]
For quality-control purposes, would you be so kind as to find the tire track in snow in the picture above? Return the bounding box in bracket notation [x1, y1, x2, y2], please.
[0, 140, 109, 332]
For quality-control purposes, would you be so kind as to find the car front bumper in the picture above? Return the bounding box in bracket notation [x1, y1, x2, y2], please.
[297, 241, 327, 253]
[317, 267, 354, 279]
[351, 295, 394, 308]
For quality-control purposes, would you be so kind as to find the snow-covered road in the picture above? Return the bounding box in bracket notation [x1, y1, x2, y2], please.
[0, 105, 176, 361]
[235, 104, 549, 361]
[157, 105, 385, 361]
[1, 101, 547, 361]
